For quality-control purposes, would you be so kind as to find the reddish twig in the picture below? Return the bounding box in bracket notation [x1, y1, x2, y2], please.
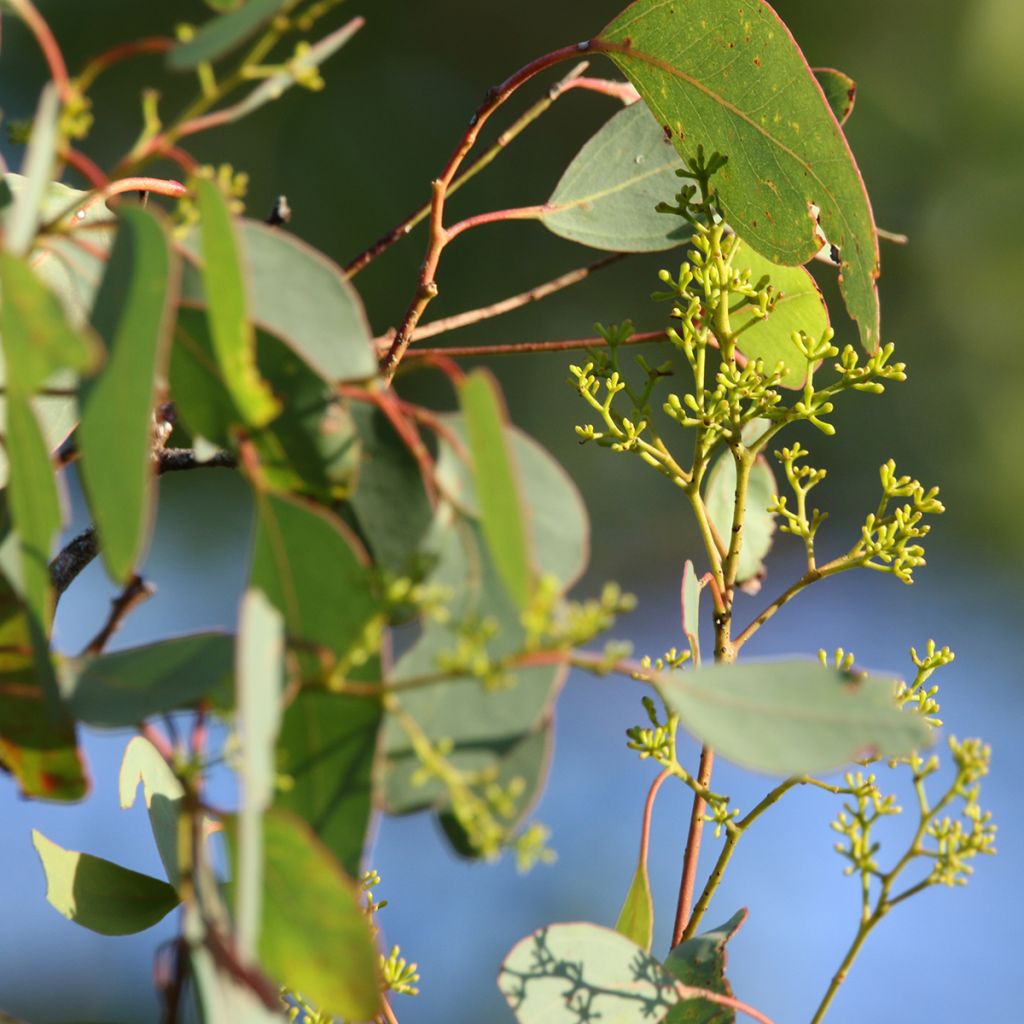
[76, 36, 174, 91]
[673, 745, 716, 946]
[7, 0, 71, 100]
[403, 329, 669, 361]
[379, 41, 593, 382]
[81, 574, 154, 655]
[60, 146, 108, 189]
[162, 145, 199, 175]
[140, 721, 176, 763]
[640, 768, 672, 869]
[673, 982, 776, 1024]
[562, 76, 639, 103]
[444, 202, 551, 242]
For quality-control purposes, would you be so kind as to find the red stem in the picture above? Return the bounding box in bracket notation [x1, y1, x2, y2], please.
[672, 746, 715, 947]
[444, 203, 551, 242]
[403, 330, 668, 360]
[9, 0, 71, 100]
[640, 769, 672, 868]
[563, 76, 639, 103]
[60, 147, 108, 189]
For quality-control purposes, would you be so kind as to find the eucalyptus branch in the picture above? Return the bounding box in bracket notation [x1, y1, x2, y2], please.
[81, 574, 154, 655]
[404, 329, 667, 362]
[49, 525, 99, 599]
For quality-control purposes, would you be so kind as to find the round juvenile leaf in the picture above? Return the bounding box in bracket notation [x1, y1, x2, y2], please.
[32, 829, 180, 935]
[500, 922, 680, 1023]
[595, 0, 880, 350]
[654, 660, 931, 775]
[543, 101, 691, 252]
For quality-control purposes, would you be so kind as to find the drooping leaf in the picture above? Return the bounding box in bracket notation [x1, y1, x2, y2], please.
[235, 588, 285, 960]
[0, 252, 100, 393]
[614, 857, 654, 952]
[681, 560, 701, 664]
[119, 735, 186, 888]
[704, 450, 777, 589]
[543, 100, 691, 252]
[32, 829, 180, 935]
[167, 0, 286, 70]
[78, 205, 177, 583]
[4, 85, 59, 256]
[194, 178, 279, 427]
[654, 660, 930, 775]
[595, 0, 880, 350]
[223, 808, 381, 1021]
[664, 909, 746, 1024]
[814, 68, 857, 126]
[179, 218, 376, 383]
[500, 922, 680, 1023]
[457, 370, 533, 609]
[729, 239, 830, 389]
[0, 574, 86, 801]
[60, 632, 234, 727]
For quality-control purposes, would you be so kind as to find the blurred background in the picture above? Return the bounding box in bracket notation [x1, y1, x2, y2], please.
[1, 0, 1021, 1021]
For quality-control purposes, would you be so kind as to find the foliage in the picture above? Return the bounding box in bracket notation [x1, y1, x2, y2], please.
[0, 1, 994, 1023]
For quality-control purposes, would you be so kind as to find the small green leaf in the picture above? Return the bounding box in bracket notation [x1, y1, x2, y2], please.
[5, 85, 59, 256]
[614, 859, 654, 952]
[704, 451, 777, 589]
[543, 101, 691, 252]
[681, 560, 701, 664]
[78, 205, 177, 583]
[119, 735, 186, 887]
[32, 829, 180, 935]
[664, 909, 746, 1024]
[654, 660, 931, 775]
[596, 0, 880, 350]
[167, 0, 286, 71]
[194, 178, 279, 428]
[500, 922, 679, 1023]
[224, 808, 381, 1021]
[60, 633, 234, 727]
[730, 239, 830, 389]
[457, 370, 533, 609]
[814, 68, 857, 126]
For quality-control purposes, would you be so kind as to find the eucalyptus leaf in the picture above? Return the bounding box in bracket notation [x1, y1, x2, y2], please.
[654, 660, 931, 775]
[167, 0, 285, 71]
[664, 909, 746, 1024]
[5, 85, 59, 256]
[814, 68, 857, 126]
[543, 101, 691, 252]
[78, 205, 177, 583]
[681, 560, 701, 664]
[32, 829, 180, 935]
[614, 858, 654, 953]
[596, 0, 880, 350]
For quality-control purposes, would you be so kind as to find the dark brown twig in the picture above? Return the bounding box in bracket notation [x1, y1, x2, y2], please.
[49, 526, 99, 598]
[81, 574, 154, 655]
[156, 447, 238, 474]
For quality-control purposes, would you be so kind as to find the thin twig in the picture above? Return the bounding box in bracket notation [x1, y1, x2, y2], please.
[640, 768, 672, 869]
[6, 0, 70, 100]
[402, 329, 668, 361]
[81, 575, 154, 655]
[674, 982, 776, 1024]
[50, 526, 99, 598]
[444, 202, 551, 241]
[672, 745, 715, 946]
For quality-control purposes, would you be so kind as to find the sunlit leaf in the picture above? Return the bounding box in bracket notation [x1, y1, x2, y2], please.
[664, 909, 746, 1024]
[500, 922, 679, 1023]
[4, 85, 59, 256]
[614, 858, 654, 952]
[814, 68, 857, 126]
[654, 660, 931, 775]
[167, 0, 286, 70]
[32, 829, 179, 935]
[681, 560, 701, 664]
[595, 0, 880, 349]
[543, 101, 690, 252]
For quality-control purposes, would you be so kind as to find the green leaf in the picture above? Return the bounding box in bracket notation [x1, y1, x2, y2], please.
[235, 588, 285, 959]
[194, 179, 279, 427]
[543, 101, 691, 252]
[730, 239, 830, 389]
[4, 85, 59, 256]
[704, 451, 777, 589]
[250, 491, 378, 660]
[681, 560, 701, 664]
[500, 922, 680, 1023]
[167, 0, 286, 70]
[596, 0, 880, 350]
[664, 909, 746, 1024]
[457, 369, 533, 609]
[119, 735, 186, 887]
[223, 808, 381, 1021]
[78, 205, 177, 583]
[0, 252, 100, 394]
[814, 68, 857, 126]
[0, 574, 86, 801]
[60, 633, 234, 727]
[179, 219, 376, 383]
[32, 829, 180, 935]
[654, 660, 931, 775]
[614, 858, 654, 953]
[274, 687, 380, 879]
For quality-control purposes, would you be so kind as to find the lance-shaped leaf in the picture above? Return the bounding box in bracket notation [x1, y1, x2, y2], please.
[664, 909, 746, 1024]
[543, 100, 691, 252]
[32, 829, 180, 935]
[0, 573, 86, 801]
[500, 922, 680, 1023]
[119, 735, 186, 888]
[78, 205, 178, 583]
[594, 0, 880, 350]
[457, 370, 534, 610]
[178, 218, 376, 383]
[4, 85, 59, 257]
[729, 239, 830, 389]
[235, 588, 285, 960]
[681, 560, 701, 664]
[654, 660, 931, 775]
[223, 808, 381, 1021]
[704, 450, 777, 589]
[814, 68, 857, 126]
[167, 0, 286, 70]
[60, 632, 234, 727]
[195, 178, 279, 428]
[615, 858, 654, 953]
